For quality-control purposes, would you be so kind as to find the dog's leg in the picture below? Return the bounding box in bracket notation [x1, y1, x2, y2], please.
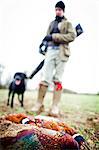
[21, 93, 24, 107]
[11, 92, 15, 108]
[18, 94, 23, 107]
[18, 94, 20, 102]
[7, 90, 12, 106]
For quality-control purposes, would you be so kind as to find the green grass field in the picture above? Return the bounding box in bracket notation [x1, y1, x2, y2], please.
[0, 89, 99, 149]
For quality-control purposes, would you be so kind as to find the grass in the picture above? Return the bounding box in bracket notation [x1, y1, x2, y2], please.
[0, 89, 99, 149]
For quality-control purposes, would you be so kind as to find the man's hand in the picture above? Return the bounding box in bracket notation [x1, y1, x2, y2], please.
[43, 35, 52, 42]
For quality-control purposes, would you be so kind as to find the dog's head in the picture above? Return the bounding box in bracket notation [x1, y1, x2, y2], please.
[14, 75, 22, 85]
[14, 72, 27, 86]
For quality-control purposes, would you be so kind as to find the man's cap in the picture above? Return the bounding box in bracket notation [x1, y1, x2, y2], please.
[55, 1, 65, 11]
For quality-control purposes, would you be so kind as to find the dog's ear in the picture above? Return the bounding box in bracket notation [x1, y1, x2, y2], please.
[14, 72, 21, 79]
[24, 74, 28, 79]
[21, 73, 27, 79]
[14, 73, 18, 78]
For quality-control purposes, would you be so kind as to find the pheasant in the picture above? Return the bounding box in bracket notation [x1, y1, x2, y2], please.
[0, 113, 85, 150]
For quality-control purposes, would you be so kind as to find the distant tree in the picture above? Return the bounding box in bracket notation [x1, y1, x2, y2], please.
[96, 92, 99, 95]
[0, 64, 5, 88]
[4, 74, 12, 88]
[63, 88, 77, 94]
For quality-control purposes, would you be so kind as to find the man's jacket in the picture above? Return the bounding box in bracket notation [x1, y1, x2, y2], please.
[47, 17, 76, 61]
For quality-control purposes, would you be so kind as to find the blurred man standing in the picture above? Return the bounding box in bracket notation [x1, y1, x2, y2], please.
[31, 1, 76, 117]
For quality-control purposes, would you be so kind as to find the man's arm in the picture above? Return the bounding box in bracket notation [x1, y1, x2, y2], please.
[52, 22, 76, 44]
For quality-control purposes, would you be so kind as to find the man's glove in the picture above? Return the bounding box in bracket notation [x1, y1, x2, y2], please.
[39, 41, 48, 55]
[43, 35, 52, 42]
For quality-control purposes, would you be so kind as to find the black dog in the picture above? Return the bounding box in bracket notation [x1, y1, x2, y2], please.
[7, 72, 27, 108]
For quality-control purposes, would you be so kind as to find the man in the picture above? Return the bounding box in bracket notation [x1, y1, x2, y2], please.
[31, 1, 76, 116]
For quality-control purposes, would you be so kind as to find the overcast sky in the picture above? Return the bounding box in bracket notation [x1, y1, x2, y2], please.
[0, 0, 99, 93]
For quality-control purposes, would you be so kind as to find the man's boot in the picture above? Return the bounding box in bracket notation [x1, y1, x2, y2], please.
[31, 84, 48, 114]
[49, 82, 62, 117]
